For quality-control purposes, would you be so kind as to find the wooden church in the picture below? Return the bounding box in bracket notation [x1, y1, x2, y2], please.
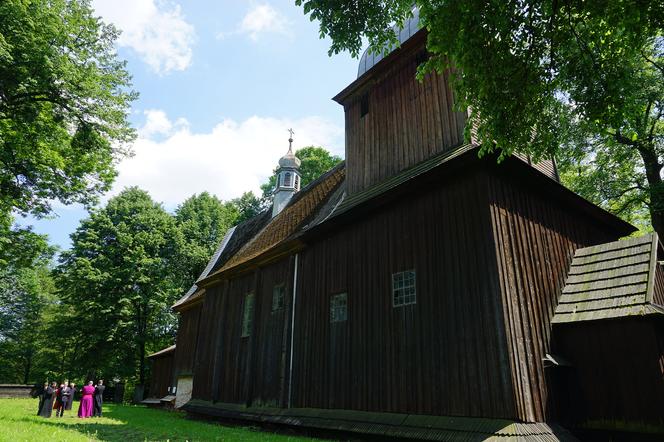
[147, 9, 664, 440]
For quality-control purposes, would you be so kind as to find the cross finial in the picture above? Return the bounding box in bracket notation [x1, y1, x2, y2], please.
[288, 128, 294, 152]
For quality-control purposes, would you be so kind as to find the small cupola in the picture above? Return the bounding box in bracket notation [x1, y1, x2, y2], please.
[272, 129, 302, 218]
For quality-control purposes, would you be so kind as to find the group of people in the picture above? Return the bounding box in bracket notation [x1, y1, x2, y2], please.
[36, 379, 105, 419]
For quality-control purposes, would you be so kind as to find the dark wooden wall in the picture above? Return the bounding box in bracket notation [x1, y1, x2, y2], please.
[554, 318, 664, 427]
[148, 354, 174, 398]
[191, 261, 295, 406]
[487, 168, 619, 422]
[174, 305, 201, 378]
[192, 284, 224, 401]
[654, 263, 664, 307]
[292, 170, 516, 419]
[342, 41, 466, 195]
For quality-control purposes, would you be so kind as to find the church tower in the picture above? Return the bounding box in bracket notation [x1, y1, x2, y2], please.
[272, 129, 301, 218]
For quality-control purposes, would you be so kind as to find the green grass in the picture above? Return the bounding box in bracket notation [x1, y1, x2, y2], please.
[0, 398, 320, 441]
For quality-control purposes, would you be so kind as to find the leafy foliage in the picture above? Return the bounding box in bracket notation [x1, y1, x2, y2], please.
[296, 1, 664, 235]
[0, 256, 55, 384]
[0, 0, 136, 219]
[174, 192, 239, 288]
[55, 188, 183, 384]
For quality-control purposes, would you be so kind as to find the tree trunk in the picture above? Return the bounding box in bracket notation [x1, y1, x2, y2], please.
[639, 145, 664, 238]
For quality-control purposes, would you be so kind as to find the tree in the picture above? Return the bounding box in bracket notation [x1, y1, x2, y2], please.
[229, 191, 264, 224]
[56, 188, 182, 385]
[260, 146, 342, 202]
[0, 249, 55, 384]
[174, 192, 238, 288]
[0, 0, 136, 220]
[296, 1, 664, 236]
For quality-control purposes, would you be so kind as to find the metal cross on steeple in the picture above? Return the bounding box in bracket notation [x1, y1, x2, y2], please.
[288, 128, 294, 153]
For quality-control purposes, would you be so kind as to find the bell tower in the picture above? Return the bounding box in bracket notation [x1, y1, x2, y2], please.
[272, 129, 301, 218]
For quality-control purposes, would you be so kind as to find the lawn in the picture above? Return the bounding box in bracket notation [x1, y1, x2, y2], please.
[0, 398, 320, 442]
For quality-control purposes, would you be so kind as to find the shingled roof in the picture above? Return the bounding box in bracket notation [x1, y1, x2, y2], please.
[172, 210, 272, 310]
[553, 233, 664, 324]
[206, 163, 345, 277]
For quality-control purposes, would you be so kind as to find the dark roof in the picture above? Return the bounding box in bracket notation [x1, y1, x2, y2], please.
[357, 7, 422, 78]
[209, 210, 271, 273]
[553, 233, 664, 323]
[172, 210, 272, 310]
[147, 345, 176, 359]
[304, 144, 634, 241]
[204, 163, 345, 278]
[327, 144, 474, 221]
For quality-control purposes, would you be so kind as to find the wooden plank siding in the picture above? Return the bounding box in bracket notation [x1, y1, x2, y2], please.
[342, 47, 466, 195]
[654, 263, 664, 307]
[173, 305, 201, 377]
[291, 170, 516, 419]
[554, 319, 664, 428]
[487, 169, 619, 422]
[148, 353, 174, 398]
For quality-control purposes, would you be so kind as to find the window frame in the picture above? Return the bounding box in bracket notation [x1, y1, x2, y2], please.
[330, 292, 348, 323]
[241, 292, 255, 337]
[272, 283, 285, 312]
[392, 270, 416, 307]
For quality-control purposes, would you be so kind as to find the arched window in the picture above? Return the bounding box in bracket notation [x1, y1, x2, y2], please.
[284, 172, 292, 187]
[276, 174, 281, 188]
[295, 174, 300, 190]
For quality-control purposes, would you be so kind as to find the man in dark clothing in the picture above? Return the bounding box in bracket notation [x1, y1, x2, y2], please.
[36, 382, 47, 415]
[65, 382, 77, 411]
[93, 379, 105, 417]
[38, 382, 56, 417]
[56, 383, 71, 417]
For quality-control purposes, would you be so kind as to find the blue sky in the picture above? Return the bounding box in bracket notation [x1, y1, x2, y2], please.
[19, 0, 359, 251]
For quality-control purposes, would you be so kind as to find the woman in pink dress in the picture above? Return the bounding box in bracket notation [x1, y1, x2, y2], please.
[77, 381, 95, 418]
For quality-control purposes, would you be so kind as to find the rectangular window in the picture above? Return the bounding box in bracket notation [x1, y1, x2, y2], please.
[272, 283, 285, 312]
[392, 270, 416, 307]
[241, 293, 254, 337]
[330, 293, 348, 323]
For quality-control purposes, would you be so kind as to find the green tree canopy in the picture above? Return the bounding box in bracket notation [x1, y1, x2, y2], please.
[174, 192, 239, 288]
[0, 0, 136, 220]
[296, 1, 664, 236]
[56, 188, 182, 384]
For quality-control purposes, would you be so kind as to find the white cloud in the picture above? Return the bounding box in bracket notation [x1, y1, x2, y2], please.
[138, 109, 189, 138]
[93, 0, 195, 74]
[218, 4, 292, 41]
[110, 112, 344, 207]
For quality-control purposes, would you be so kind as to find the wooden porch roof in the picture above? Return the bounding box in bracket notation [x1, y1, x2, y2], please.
[553, 233, 664, 323]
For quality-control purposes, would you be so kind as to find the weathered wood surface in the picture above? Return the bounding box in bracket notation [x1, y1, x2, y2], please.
[487, 166, 619, 422]
[293, 170, 515, 419]
[553, 233, 661, 323]
[554, 319, 664, 428]
[341, 37, 466, 196]
[173, 306, 201, 377]
[184, 399, 579, 441]
[148, 353, 174, 399]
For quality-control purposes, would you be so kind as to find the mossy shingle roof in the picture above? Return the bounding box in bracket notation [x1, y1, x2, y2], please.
[553, 233, 664, 324]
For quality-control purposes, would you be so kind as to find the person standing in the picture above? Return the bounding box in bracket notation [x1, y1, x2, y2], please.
[56, 382, 71, 417]
[93, 379, 105, 417]
[65, 382, 77, 411]
[38, 382, 56, 418]
[36, 382, 47, 416]
[77, 381, 95, 418]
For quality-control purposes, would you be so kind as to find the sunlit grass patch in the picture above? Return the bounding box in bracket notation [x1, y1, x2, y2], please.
[0, 398, 319, 441]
